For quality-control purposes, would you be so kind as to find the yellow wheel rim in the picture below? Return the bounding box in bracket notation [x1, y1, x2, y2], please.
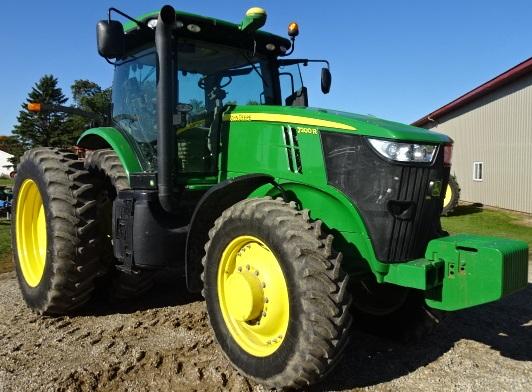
[217, 235, 289, 357]
[15, 179, 47, 287]
[443, 183, 453, 208]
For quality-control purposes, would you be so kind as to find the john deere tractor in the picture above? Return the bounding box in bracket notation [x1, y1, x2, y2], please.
[11, 5, 529, 389]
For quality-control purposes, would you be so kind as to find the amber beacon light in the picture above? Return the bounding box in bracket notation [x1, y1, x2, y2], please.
[288, 22, 299, 37]
[27, 102, 42, 112]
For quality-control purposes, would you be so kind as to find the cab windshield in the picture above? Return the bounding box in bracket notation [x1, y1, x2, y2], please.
[112, 39, 277, 170]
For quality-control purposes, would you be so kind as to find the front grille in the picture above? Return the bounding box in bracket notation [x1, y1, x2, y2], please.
[387, 166, 440, 261]
[502, 247, 529, 294]
[321, 132, 449, 263]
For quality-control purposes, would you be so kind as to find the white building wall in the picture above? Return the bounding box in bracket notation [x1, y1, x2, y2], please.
[424, 73, 532, 213]
[0, 150, 14, 177]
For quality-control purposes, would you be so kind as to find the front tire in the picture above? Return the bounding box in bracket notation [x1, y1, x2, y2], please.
[202, 197, 352, 389]
[11, 148, 101, 315]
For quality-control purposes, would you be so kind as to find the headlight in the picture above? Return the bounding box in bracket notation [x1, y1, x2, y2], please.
[368, 138, 437, 163]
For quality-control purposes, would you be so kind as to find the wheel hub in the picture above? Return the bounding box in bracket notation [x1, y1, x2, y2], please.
[217, 235, 290, 357]
[15, 179, 47, 287]
[225, 271, 264, 321]
[443, 183, 453, 207]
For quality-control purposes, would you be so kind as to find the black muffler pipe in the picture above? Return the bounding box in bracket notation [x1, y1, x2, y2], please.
[155, 5, 178, 213]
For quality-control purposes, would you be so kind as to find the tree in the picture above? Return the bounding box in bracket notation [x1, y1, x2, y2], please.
[189, 98, 206, 113]
[71, 79, 112, 117]
[67, 79, 112, 138]
[12, 76, 112, 151]
[12, 75, 71, 148]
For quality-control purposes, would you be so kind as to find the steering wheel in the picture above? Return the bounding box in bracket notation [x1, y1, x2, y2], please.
[198, 75, 232, 90]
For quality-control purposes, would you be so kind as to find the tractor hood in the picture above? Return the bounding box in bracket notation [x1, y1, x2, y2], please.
[225, 105, 451, 144]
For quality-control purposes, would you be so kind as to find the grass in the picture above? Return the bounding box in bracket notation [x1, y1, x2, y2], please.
[441, 204, 532, 249]
[0, 220, 12, 273]
[0, 178, 13, 186]
[0, 204, 530, 276]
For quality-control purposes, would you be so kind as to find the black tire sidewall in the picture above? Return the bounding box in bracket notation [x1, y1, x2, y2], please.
[204, 215, 303, 380]
[442, 175, 460, 215]
[11, 158, 56, 310]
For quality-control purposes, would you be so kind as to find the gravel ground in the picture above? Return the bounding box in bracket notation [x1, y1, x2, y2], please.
[0, 262, 530, 392]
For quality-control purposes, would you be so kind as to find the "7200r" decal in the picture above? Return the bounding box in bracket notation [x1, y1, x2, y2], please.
[296, 127, 318, 135]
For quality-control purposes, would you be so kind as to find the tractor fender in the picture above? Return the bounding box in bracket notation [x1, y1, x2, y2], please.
[260, 182, 367, 233]
[185, 173, 276, 292]
[77, 127, 143, 176]
[253, 181, 388, 277]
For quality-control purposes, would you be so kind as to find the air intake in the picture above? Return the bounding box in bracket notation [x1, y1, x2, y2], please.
[283, 126, 303, 174]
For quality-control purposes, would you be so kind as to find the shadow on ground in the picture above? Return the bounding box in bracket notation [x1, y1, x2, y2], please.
[77, 269, 202, 317]
[314, 283, 532, 391]
[446, 203, 484, 217]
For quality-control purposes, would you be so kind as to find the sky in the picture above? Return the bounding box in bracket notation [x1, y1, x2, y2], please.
[0, 0, 531, 135]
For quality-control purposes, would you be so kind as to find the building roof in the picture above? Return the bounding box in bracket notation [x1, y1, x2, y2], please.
[412, 57, 532, 127]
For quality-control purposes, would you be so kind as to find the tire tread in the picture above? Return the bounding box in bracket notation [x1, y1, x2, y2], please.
[201, 197, 352, 389]
[14, 148, 102, 315]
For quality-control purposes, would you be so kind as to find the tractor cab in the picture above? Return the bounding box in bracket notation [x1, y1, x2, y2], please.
[111, 39, 280, 178]
[99, 6, 329, 190]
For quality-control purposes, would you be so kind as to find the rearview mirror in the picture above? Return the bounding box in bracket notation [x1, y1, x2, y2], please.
[321, 67, 332, 94]
[285, 87, 309, 107]
[96, 20, 125, 59]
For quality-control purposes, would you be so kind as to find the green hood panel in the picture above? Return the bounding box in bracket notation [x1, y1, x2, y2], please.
[227, 105, 451, 144]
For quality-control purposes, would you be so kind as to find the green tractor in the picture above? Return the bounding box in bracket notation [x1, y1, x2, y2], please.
[11, 5, 528, 389]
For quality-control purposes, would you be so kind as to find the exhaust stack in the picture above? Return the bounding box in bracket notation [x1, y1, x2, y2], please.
[155, 5, 178, 213]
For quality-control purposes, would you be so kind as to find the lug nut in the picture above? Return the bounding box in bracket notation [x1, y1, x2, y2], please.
[264, 297, 269, 303]
[262, 311, 267, 317]
[238, 266, 242, 272]
[246, 265, 250, 270]
[255, 271, 259, 276]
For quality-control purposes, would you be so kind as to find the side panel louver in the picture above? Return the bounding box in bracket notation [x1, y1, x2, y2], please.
[283, 126, 303, 174]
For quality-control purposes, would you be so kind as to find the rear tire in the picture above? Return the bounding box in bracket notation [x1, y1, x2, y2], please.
[441, 175, 460, 216]
[202, 197, 352, 389]
[11, 148, 102, 315]
[84, 149, 154, 300]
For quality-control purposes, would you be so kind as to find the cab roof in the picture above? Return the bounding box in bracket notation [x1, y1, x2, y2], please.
[123, 9, 291, 57]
